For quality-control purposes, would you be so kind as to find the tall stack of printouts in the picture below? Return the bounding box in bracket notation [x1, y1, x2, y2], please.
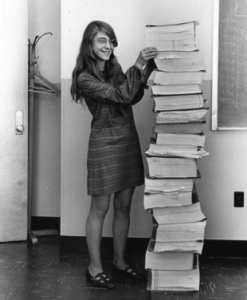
[144, 21, 209, 291]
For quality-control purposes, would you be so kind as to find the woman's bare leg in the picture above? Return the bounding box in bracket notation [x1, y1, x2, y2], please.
[86, 194, 111, 276]
[112, 187, 135, 269]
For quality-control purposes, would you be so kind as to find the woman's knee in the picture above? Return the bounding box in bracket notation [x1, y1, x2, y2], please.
[116, 203, 131, 215]
[90, 195, 110, 218]
[114, 188, 134, 214]
[114, 197, 132, 215]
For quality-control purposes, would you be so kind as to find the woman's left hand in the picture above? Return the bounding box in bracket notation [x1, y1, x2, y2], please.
[135, 47, 158, 69]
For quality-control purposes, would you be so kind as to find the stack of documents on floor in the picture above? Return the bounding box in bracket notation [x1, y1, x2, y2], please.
[144, 21, 208, 292]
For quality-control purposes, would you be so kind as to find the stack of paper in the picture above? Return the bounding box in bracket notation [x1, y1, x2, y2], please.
[144, 21, 209, 292]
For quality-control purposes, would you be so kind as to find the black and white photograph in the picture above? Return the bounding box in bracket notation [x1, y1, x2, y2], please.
[1, 0, 247, 299]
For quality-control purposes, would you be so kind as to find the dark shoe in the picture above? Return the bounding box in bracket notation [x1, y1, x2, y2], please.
[112, 264, 146, 281]
[86, 269, 115, 289]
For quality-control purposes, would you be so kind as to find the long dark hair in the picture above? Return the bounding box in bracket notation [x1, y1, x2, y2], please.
[70, 20, 122, 102]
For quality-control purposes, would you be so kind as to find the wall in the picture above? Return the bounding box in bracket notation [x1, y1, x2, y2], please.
[0, 0, 28, 242]
[61, 0, 247, 240]
[28, 0, 61, 217]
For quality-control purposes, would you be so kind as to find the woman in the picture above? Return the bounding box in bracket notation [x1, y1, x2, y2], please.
[71, 20, 158, 289]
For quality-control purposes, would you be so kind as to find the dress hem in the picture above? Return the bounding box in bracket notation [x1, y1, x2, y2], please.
[87, 181, 144, 196]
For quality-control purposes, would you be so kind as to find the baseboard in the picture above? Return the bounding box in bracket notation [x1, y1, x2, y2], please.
[31, 216, 60, 234]
[60, 236, 247, 258]
[202, 240, 247, 258]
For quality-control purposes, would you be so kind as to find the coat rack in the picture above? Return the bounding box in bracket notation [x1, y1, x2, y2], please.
[28, 32, 60, 245]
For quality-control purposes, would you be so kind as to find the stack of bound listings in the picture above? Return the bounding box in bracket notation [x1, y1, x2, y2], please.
[144, 21, 209, 292]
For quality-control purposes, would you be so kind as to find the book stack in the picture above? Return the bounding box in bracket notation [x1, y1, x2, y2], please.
[144, 21, 208, 292]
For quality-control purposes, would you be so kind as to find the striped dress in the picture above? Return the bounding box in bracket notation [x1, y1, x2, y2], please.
[77, 64, 147, 196]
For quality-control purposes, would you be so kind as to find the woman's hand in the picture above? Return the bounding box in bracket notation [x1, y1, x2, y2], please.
[135, 47, 158, 69]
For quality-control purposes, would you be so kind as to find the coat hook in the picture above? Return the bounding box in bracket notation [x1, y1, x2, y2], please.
[32, 32, 53, 59]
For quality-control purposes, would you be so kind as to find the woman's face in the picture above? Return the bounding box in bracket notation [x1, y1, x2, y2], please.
[92, 31, 115, 64]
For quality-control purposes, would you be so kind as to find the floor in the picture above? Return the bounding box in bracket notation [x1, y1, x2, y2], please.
[0, 237, 247, 300]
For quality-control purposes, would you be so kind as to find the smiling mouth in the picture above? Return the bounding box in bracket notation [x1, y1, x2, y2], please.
[101, 51, 111, 55]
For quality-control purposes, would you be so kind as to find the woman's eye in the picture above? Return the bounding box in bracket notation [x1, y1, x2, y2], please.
[98, 38, 106, 43]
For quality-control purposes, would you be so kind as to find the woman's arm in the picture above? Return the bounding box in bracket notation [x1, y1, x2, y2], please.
[142, 58, 157, 81]
[130, 84, 145, 106]
[131, 56, 157, 106]
[78, 47, 158, 105]
[130, 47, 158, 105]
[78, 65, 143, 105]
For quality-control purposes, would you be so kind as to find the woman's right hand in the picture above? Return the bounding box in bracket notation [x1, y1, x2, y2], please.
[135, 47, 158, 69]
